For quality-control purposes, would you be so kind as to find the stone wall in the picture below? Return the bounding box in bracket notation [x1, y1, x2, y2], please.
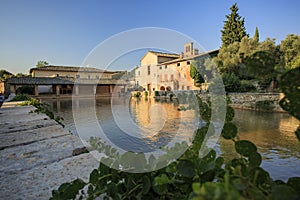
[228, 93, 284, 112]
[198, 93, 284, 112]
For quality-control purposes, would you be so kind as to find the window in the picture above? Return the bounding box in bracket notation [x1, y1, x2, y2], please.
[147, 66, 151, 75]
[76, 74, 80, 78]
[88, 75, 90, 79]
[187, 61, 190, 65]
[165, 65, 167, 69]
[159, 66, 162, 70]
[165, 74, 168, 82]
[96, 75, 99, 79]
[171, 74, 174, 81]
[138, 71, 140, 76]
[56, 74, 59, 77]
[187, 86, 190, 90]
[177, 63, 180, 67]
[182, 85, 184, 90]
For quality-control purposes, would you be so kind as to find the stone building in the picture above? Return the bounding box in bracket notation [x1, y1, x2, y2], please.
[135, 42, 218, 95]
[5, 66, 126, 97]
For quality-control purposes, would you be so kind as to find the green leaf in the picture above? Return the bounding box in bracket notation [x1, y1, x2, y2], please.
[106, 182, 118, 197]
[221, 122, 238, 140]
[154, 174, 170, 186]
[271, 185, 297, 200]
[235, 140, 257, 157]
[250, 167, 271, 188]
[295, 127, 300, 141]
[177, 160, 196, 178]
[248, 152, 262, 168]
[142, 176, 151, 194]
[192, 182, 201, 195]
[89, 169, 99, 185]
[287, 177, 300, 194]
[215, 157, 224, 169]
[225, 106, 235, 122]
[153, 174, 169, 195]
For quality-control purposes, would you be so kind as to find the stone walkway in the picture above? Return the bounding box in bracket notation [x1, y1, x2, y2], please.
[0, 104, 99, 199]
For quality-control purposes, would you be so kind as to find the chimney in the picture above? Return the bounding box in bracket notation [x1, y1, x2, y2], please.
[180, 52, 184, 59]
[193, 48, 199, 55]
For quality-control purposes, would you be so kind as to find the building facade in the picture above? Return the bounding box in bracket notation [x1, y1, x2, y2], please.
[135, 42, 218, 94]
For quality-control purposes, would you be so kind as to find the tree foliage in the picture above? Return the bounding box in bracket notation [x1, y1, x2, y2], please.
[36, 60, 49, 68]
[280, 34, 300, 70]
[221, 3, 248, 47]
[0, 69, 13, 81]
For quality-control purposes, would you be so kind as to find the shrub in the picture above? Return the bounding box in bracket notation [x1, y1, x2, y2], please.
[10, 94, 31, 101]
[16, 86, 34, 95]
[255, 100, 275, 111]
[222, 72, 241, 92]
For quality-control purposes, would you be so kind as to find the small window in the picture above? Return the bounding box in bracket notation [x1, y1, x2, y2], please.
[165, 65, 167, 69]
[182, 85, 184, 90]
[76, 74, 80, 78]
[187, 86, 190, 90]
[96, 75, 99, 79]
[171, 74, 174, 81]
[56, 74, 59, 77]
[147, 66, 151, 75]
[159, 66, 162, 70]
[88, 75, 90, 79]
[177, 63, 180, 67]
[138, 71, 140, 76]
[187, 61, 190, 65]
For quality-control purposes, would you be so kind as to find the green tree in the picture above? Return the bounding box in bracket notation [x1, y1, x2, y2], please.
[15, 73, 28, 77]
[280, 34, 300, 69]
[36, 60, 49, 68]
[254, 27, 259, 44]
[221, 3, 248, 47]
[0, 69, 13, 81]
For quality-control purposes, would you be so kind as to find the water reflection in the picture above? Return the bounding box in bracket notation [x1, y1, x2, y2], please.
[42, 98, 300, 179]
[219, 109, 300, 181]
[43, 97, 197, 153]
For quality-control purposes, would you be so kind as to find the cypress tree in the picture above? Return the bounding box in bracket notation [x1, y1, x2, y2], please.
[254, 27, 259, 43]
[221, 3, 248, 47]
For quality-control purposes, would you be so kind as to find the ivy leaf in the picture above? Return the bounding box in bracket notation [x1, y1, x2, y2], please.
[177, 160, 195, 178]
[154, 174, 170, 186]
[89, 169, 99, 185]
[142, 176, 151, 194]
[221, 122, 238, 140]
[225, 106, 235, 122]
[235, 140, 257, 157]
[271, 185, 297, 200]
[287, 177, 300, 195]
[295, 127, 300, 141]
[106, 182, 118, 198]
[279, 67, 300, 120]
[153, 174, 169, 195]
[248, 152, 262, 168]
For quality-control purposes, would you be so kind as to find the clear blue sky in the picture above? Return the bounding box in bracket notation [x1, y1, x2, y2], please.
[1, 0, 299, 74]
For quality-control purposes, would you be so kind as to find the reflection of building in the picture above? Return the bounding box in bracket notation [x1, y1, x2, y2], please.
[135, 43, 218, 94]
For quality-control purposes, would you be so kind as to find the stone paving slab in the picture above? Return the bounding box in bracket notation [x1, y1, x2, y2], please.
[0, 134, 85, 174]
[0, 151, 99, 200]
[0, 105, 100, 199]
[0, 124, 69, 150]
